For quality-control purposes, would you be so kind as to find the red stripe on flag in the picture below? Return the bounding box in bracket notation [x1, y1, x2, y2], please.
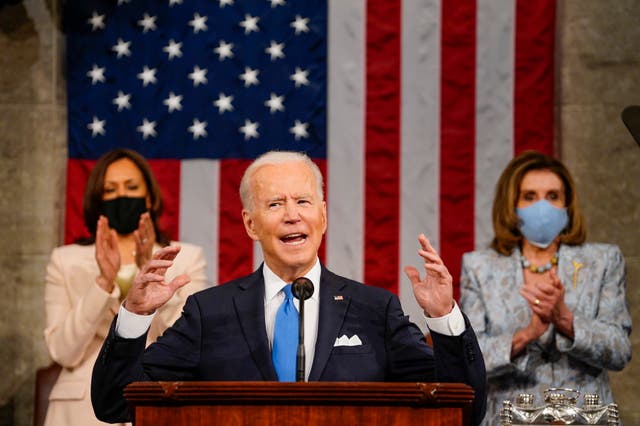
[440, 0, 477, 299]
[218, 159, 254, 284]
[514, 0, 556, 155]
[364, 0, 401, 293]
[147, 160, 181, 242]
[65, 159, 95, 244]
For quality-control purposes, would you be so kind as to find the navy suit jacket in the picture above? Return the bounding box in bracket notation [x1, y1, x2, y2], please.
[92, 265, 487, 424]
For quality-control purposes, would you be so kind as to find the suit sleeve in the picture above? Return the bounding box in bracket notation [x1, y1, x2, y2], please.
[459, 253, 538, 379]
[44, 247, 119, 367]
[555, 245, 632, 370]
[385, 294, 487, 425]
[91, 294, 204, 423]
[91, 318, 148, 423]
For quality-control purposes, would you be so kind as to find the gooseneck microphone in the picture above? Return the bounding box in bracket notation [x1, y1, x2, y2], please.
[291, 277, 314, 382]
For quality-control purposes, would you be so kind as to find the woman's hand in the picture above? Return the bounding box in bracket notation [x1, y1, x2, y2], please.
[133, 212, 156, 269]
[95, 215, 120, 292]
[520, 268, 574, 339]
[511, 312, 550, 358]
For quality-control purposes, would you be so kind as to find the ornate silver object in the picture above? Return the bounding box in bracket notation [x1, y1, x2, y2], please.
[500, 388, 619, 425]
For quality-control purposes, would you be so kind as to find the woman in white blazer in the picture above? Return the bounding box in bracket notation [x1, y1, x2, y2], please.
[43, 149, 207, 426]
[460, 151, 631, 425]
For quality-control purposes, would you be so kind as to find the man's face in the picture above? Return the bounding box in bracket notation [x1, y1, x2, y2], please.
[242, 161, 327, 282]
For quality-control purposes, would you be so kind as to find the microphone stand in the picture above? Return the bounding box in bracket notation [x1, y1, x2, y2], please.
[296, 296, 306, 382]
[292, 277, 314, 382]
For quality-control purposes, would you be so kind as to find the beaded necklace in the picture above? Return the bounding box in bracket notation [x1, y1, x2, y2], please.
[520, 253, 558, 274]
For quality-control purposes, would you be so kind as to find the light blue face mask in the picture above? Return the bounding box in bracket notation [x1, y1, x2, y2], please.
[516, 199, 569, 248]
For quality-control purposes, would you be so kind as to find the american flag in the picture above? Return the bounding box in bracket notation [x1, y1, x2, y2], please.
[64, 0, 555, 328]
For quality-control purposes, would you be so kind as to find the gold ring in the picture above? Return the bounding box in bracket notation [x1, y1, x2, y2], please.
[534, 298, 540, 306]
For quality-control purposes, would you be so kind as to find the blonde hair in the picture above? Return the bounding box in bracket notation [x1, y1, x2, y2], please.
[239, 151, 324, 211]
[491, 150, 586, 255]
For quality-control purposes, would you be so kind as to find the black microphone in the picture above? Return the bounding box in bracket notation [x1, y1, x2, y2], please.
[291, 277, 314, 382]
[621, 105, 640, 147]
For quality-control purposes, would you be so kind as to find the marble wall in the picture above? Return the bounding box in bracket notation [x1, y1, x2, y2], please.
[556, 1, 640, 423]
[0, 0, 638, 424]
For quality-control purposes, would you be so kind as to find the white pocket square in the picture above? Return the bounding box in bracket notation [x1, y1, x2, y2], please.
[333, 334, 362, 347]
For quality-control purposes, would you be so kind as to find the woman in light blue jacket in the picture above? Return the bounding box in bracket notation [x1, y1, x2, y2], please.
[460, 151, 631, 425]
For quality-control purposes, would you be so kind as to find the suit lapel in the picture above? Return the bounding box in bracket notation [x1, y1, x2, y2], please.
[308, 268, 349, 381]
[234, 267, 277, 380]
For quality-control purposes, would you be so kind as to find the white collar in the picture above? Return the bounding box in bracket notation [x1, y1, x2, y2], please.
[263, 258, 321, 302]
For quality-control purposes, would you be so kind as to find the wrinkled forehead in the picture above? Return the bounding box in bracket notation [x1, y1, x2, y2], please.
[251, 162, 317, 196]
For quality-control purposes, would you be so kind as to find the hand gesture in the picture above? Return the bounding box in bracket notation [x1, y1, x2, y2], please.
[95, 215, 120, 292]
[124, 245, 191, 315]
[520, 268, 574, 338]
[403, 234, 454, 318]
[133, 212, 156, 268]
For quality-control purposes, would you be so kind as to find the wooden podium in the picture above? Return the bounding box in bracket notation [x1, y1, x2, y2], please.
[124, 381, 474, 426]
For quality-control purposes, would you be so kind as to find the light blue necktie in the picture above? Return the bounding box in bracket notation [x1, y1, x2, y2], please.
[272, 284, 299, 382]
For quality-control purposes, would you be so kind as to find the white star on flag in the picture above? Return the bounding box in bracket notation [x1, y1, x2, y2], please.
[265, 41, 285, 61]
[87, 64, 106, 84]
[290, 67, 310, 87]
[137, 118, 157, 139]
[88, 12, 105, 31]
[239, 67, 259, 87]
[269, 0, 286, 7]
[117, 0, 131, 5]
[169, 0, 183, 5]
[137, 66, 157, 86]
[188, 119, 208, 140]
[163, 92, 183, 113]
[113, 91, 132, 111]
[289, 120, 309, 140]
[112, 38, 131, 58]
[163, 39, 183, 60]
[265, 93, 285, 113]
[213, 93, 234, 114]
[87, 116, 106, 137]
[138, 13, 157, 33]
[214, 40, 234, 61]
[219, 0, 234, 6]
[239, 119, 259, 140]
[239, 14, 259, 34]
[291, 15, 310, 34]
[188, 66, 208, 86]
[189, 13, 208, 33]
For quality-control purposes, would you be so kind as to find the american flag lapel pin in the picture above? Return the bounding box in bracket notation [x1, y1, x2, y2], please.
[333, 295, 344, 301]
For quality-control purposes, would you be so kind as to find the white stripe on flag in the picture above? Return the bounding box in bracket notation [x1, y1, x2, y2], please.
[399, 0, 442, 329]
[475, 0, 516, 250]
[180, 159, 219, 286]
[326, 0, 366, 282]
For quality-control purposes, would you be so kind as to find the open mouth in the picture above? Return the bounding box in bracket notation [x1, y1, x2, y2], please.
[281, 233, 307, 245]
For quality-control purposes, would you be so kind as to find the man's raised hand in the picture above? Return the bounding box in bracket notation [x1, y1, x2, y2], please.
[124, 245, 190, 315]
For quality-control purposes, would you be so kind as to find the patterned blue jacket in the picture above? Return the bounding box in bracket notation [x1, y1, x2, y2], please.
[460, 243, 631, 426]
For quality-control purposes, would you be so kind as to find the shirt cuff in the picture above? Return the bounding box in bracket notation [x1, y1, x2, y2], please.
[115, 302, 156, 339]
[424, 302, 465, 336]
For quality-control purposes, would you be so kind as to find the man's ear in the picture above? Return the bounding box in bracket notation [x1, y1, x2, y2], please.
[321, 201, 327, 234]
[242, 210, 259, 241]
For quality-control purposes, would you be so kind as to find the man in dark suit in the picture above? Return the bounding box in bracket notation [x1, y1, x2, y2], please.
[91, 151, 487, 424]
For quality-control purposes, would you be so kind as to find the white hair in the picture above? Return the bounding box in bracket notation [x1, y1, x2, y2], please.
[239, 151, 324, 211]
